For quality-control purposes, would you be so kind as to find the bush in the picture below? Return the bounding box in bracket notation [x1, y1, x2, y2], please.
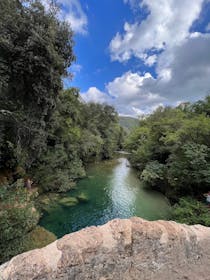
[34, 145, 85, 192]
[0, 183, 40, 243]
[172, 197, 210, 226]
[141, 161, 166, 187]
[167, 143, 210, 195]
[0, 226, 56, 264]
[126, 100, 210, 200]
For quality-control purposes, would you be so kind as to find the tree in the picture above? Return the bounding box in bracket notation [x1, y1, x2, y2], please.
[167, 143, 210, 195]
[0, 0, 75, 260]
[126, 96, 210, 200]
[0, 0, 75, 170]
[172, 197, 210, 226]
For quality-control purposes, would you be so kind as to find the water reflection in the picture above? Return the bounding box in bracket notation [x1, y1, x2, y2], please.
[39, 157, 171, 237]
[110, 158, 136, 217]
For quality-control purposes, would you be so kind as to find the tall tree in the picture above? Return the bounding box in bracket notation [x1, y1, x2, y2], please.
[0, 0, 75, 170]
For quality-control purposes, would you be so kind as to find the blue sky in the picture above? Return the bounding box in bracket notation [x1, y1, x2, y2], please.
[64, 1, 152, 90]
[56, 0, 210, 116]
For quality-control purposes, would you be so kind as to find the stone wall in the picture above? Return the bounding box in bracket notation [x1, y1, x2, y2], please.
[0, 217, 210, 279]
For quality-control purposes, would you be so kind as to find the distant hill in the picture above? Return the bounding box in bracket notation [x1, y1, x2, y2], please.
[119, 116, 139, 132]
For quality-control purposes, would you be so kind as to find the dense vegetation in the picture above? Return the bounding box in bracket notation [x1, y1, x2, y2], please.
[126, 98, 210, 225]
[0, 0, 122, 263]
[32, 88, 122, 192]
[0, 0, 209, 265]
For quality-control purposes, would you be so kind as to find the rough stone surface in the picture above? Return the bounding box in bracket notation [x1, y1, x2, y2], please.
[0, 217, 210, 280]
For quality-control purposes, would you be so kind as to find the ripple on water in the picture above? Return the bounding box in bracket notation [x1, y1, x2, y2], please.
[39, 157, 171, 238]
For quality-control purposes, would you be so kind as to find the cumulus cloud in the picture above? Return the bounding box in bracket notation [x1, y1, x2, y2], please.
[152, 34, 210, 101]
[81, 87, 111, 104]
[61, 0, 88, 34]
[83, 32, 210, 116]
[106, 71, 165, 115]
[42, 0, 88, 34]
[110, 0, 203, 63]
[106, 71, 164, 107]
[82, 0, 210, 116]
[82, 72, 166, 116]
[144, 55, 157, 67]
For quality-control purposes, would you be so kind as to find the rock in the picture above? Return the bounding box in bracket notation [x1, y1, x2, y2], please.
[36, 193, 63, 212]
[37, 193, 60, 205]
[0, 217, 210, 280]
[76, 193, 89, 203]
[59, 197, 79, 207]
[23, 226, 57, 251]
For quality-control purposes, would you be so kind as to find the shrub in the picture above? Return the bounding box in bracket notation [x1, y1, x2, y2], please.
[172, 197, 210, 226]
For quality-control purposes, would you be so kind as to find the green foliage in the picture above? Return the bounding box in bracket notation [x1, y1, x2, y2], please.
[126, 98, 210, 200]
[23, 226, 57, 252]
[172, 197, 210, 226]
[0, 0, 75, 170]
[34, 145, 85, 192]
[167, 143, 210, 195]
[0, 182, 53, 263]
[0, 0, 123, 262]
[33, 89, 122, 192]
[0, 184, 40, 243]
[0, 233, 26, 264]
[141, 161, 166, 187]
[80, 129, 104, 162]
[0, 0, 122, 192]
[0, 226, 56, 264]
[0, 206, 39, 241]
[80, 103, 121, 160]
[125, 126, 152, 169]
[191, 95, 210, 116]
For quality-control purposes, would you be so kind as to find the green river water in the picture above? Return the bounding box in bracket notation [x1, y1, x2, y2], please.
[39, 157, 171, 238]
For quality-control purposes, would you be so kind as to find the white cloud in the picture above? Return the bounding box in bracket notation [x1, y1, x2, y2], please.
[81, 87, 110, 104]
[124, 33, 210, 104]
[106, 71, 165, 115]
[42, 0, 88, 34]
[153, 33, 210, 101]
[100, 0, 210, 116]
[144, 55, 157, 66]
[82, 0, 210, 117]
[206, 22, 210, 31]
[106, 71, 161, 104]
[61, 0, 87, 34]
[83, 32, 210, 116]
[82, 72, 166, 116]
[131, 106, 145, 116]
[110, 0, 203, 62]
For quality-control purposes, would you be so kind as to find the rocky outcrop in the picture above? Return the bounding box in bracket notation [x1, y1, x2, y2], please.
[0, 217, 210, 280]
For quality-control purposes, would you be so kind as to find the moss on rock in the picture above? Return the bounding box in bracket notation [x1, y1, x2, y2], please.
[24, 226, 57, 251]
[77, 193, 89, 203]
[0, 226, 56, 264]
[59, 197, 79, 207]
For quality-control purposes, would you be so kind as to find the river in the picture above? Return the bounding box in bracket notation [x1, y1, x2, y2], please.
[39, 157, 171, 238]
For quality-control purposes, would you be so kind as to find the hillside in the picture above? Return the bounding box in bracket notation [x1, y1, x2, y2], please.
[119, 116, 139, 132]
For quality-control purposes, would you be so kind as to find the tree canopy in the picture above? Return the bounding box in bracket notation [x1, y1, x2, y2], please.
[0, 0, 75, 170]
[126, 97, 210, 225]
[0, 0, 122, 263]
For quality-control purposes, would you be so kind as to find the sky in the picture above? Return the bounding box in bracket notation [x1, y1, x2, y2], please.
[53, 0, 210, 116]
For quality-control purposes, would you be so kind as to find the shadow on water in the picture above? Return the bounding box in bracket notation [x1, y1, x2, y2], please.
[39, 157, 171, 238]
